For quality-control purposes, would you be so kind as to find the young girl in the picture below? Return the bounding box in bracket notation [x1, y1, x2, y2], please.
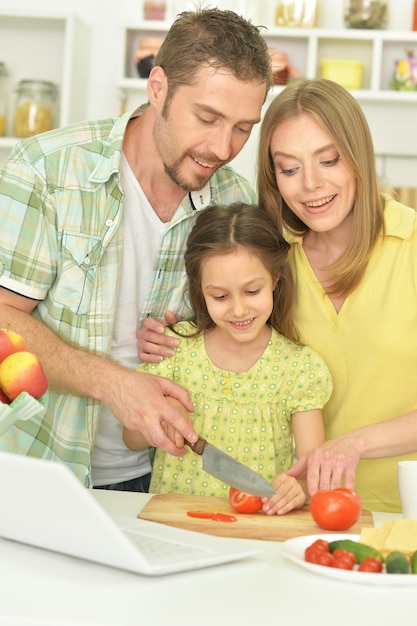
[123, 203, 332, 515]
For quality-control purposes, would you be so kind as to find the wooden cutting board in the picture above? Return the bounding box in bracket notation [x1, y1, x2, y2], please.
[139, 494, 373, 541]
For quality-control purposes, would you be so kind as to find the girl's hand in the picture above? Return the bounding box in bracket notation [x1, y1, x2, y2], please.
[261, 472, 306, 515]
[161, 397, 193, 449]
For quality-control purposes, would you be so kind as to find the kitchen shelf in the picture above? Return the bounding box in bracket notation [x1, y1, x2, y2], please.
[116, 21, 417, 188]
[119, 23, 417, 99]
[0, 9, 89, 161]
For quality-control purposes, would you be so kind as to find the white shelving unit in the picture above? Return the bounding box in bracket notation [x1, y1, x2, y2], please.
[119, 23, 417, 98]
[0, 10, 89, 164]
[117, 22, 417, 187]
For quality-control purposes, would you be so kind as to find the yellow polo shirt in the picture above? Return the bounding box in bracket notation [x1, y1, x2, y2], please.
[289, 197, 417, 512]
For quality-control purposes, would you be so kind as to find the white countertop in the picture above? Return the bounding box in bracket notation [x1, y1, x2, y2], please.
[0, 491, 410, 626]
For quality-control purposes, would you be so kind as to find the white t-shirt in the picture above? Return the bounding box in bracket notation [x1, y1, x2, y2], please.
[91, 153, 169, 486]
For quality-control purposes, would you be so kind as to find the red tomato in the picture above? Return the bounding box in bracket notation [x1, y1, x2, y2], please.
[332, 548, 356, 569]
[229, 487, 263, 514]
[309, 487, 362, 531]
[305, 549, 335, 567]
[332, 554, 356, 570]
[358, 557, 383, 573]
[308, 539, 330, 553]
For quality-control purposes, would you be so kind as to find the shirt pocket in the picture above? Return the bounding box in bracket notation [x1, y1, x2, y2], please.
[53, 231, 102, 315]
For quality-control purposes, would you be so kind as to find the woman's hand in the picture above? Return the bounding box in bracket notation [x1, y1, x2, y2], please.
[261, 472, 306, 515]
[286, 438, 360, 495]
[136, 311, 179, 363]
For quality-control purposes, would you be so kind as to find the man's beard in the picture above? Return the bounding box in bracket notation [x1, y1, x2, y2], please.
[163, 157, 214, 193]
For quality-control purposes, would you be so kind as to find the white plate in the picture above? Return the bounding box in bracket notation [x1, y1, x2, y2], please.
[281, 533, 417, 586]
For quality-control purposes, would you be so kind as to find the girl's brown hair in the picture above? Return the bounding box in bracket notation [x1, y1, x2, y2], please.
[183, 202, 299, 343]
[257, 77, 385, 297]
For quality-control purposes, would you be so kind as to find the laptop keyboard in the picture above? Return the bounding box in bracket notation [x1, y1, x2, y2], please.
[124, 530, 209, 563]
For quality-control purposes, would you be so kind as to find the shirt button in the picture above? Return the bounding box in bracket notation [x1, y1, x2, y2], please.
[106, 219, 113, 227]
[84, 256, 91, 265]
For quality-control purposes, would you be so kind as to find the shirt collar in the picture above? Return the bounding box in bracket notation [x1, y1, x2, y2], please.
[189, 182, 212, 210]
[383, 195, 415, 240]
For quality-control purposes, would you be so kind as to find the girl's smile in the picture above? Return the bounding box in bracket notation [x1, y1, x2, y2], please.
[201, 248, 277, 347]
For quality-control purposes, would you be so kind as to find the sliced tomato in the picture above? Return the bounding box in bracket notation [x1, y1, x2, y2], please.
[229, 487, 263, 514]
[186, 510, 216, 519]
[211, 512, 238, 523]
[186, 510, 237, 522]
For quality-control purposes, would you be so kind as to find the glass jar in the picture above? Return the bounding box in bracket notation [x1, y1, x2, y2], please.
[344, 0, 388, 29]
[0, 63, 7, 137]
[143, 1, 166, 20]
[13, 80, 58, 138]
[275, 1, 317, 28]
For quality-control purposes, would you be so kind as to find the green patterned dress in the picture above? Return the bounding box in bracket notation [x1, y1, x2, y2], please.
[140, 321, 332, 497]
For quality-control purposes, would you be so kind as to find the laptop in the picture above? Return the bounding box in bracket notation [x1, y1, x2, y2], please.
[0, 452, 262, 576]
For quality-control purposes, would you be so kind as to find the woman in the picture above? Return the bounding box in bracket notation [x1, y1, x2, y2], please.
[257, 77, 417, 513]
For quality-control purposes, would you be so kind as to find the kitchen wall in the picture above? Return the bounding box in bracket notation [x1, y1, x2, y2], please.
[0, 0, 416, 188]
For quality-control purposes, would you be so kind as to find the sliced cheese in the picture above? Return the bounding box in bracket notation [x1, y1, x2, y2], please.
[360, 518, 417, 557]
[360, 520, 396, 553]
[383, 519, 417, 557]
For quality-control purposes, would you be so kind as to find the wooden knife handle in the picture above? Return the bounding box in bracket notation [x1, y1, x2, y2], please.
[184, 436, 207, 456]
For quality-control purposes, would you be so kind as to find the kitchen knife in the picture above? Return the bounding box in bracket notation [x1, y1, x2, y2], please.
[186, 436, 276, 497]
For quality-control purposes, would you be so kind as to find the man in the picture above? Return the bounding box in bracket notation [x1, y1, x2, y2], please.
[0, 8, 272, 489]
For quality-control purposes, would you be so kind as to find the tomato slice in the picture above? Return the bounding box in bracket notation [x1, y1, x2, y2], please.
[211, 513, 237, 523]
[186, 510, 237, 522]
[186, 510, 216, 519]
[229, 487, 263, 513]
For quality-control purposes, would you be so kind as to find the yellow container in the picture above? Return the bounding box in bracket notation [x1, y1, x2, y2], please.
[320, 59, 364, 90]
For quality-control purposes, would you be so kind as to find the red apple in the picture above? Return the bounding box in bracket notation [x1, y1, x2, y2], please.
[0, 387, 11, 404]
[0, 328, 26, 363]
[0, 351, 48, 401]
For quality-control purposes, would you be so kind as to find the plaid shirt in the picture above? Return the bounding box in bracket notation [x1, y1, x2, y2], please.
[0, 110, 256, 486]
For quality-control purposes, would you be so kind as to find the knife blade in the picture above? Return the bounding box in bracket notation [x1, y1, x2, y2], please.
[186, 436, 276, 497]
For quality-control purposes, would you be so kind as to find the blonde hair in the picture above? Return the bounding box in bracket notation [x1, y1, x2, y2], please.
[258, 78, 386, 297]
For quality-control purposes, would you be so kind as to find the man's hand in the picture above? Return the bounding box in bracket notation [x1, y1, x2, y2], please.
[103, 368, 197, 456]
[0, 295, 197, 458]
[137, 311, 180, 363]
